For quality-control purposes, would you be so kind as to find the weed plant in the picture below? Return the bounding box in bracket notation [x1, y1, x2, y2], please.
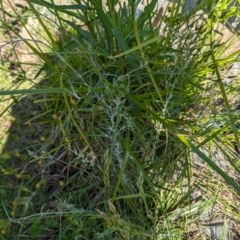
[0, 0, 240, 239]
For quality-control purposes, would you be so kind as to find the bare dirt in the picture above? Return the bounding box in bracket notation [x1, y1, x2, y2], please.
[0, 0, 38, 72]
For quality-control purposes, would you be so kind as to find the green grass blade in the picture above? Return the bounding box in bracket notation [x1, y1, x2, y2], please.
[0, 88, 68, 96]
[211, 51, 240, 156]
[112, 28, 142, 84]
[179, 135, 240, 194]
[112, 36, 160, 58]
[30, 0, 89, 10]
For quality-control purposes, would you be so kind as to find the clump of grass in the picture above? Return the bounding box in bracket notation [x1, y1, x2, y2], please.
[0, 0, 240, 239]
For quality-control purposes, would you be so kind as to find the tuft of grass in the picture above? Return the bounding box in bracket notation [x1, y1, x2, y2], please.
[0, 0, 240, 239]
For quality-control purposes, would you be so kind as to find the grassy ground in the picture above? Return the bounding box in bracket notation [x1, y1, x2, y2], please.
[0, 0, 240, 239]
